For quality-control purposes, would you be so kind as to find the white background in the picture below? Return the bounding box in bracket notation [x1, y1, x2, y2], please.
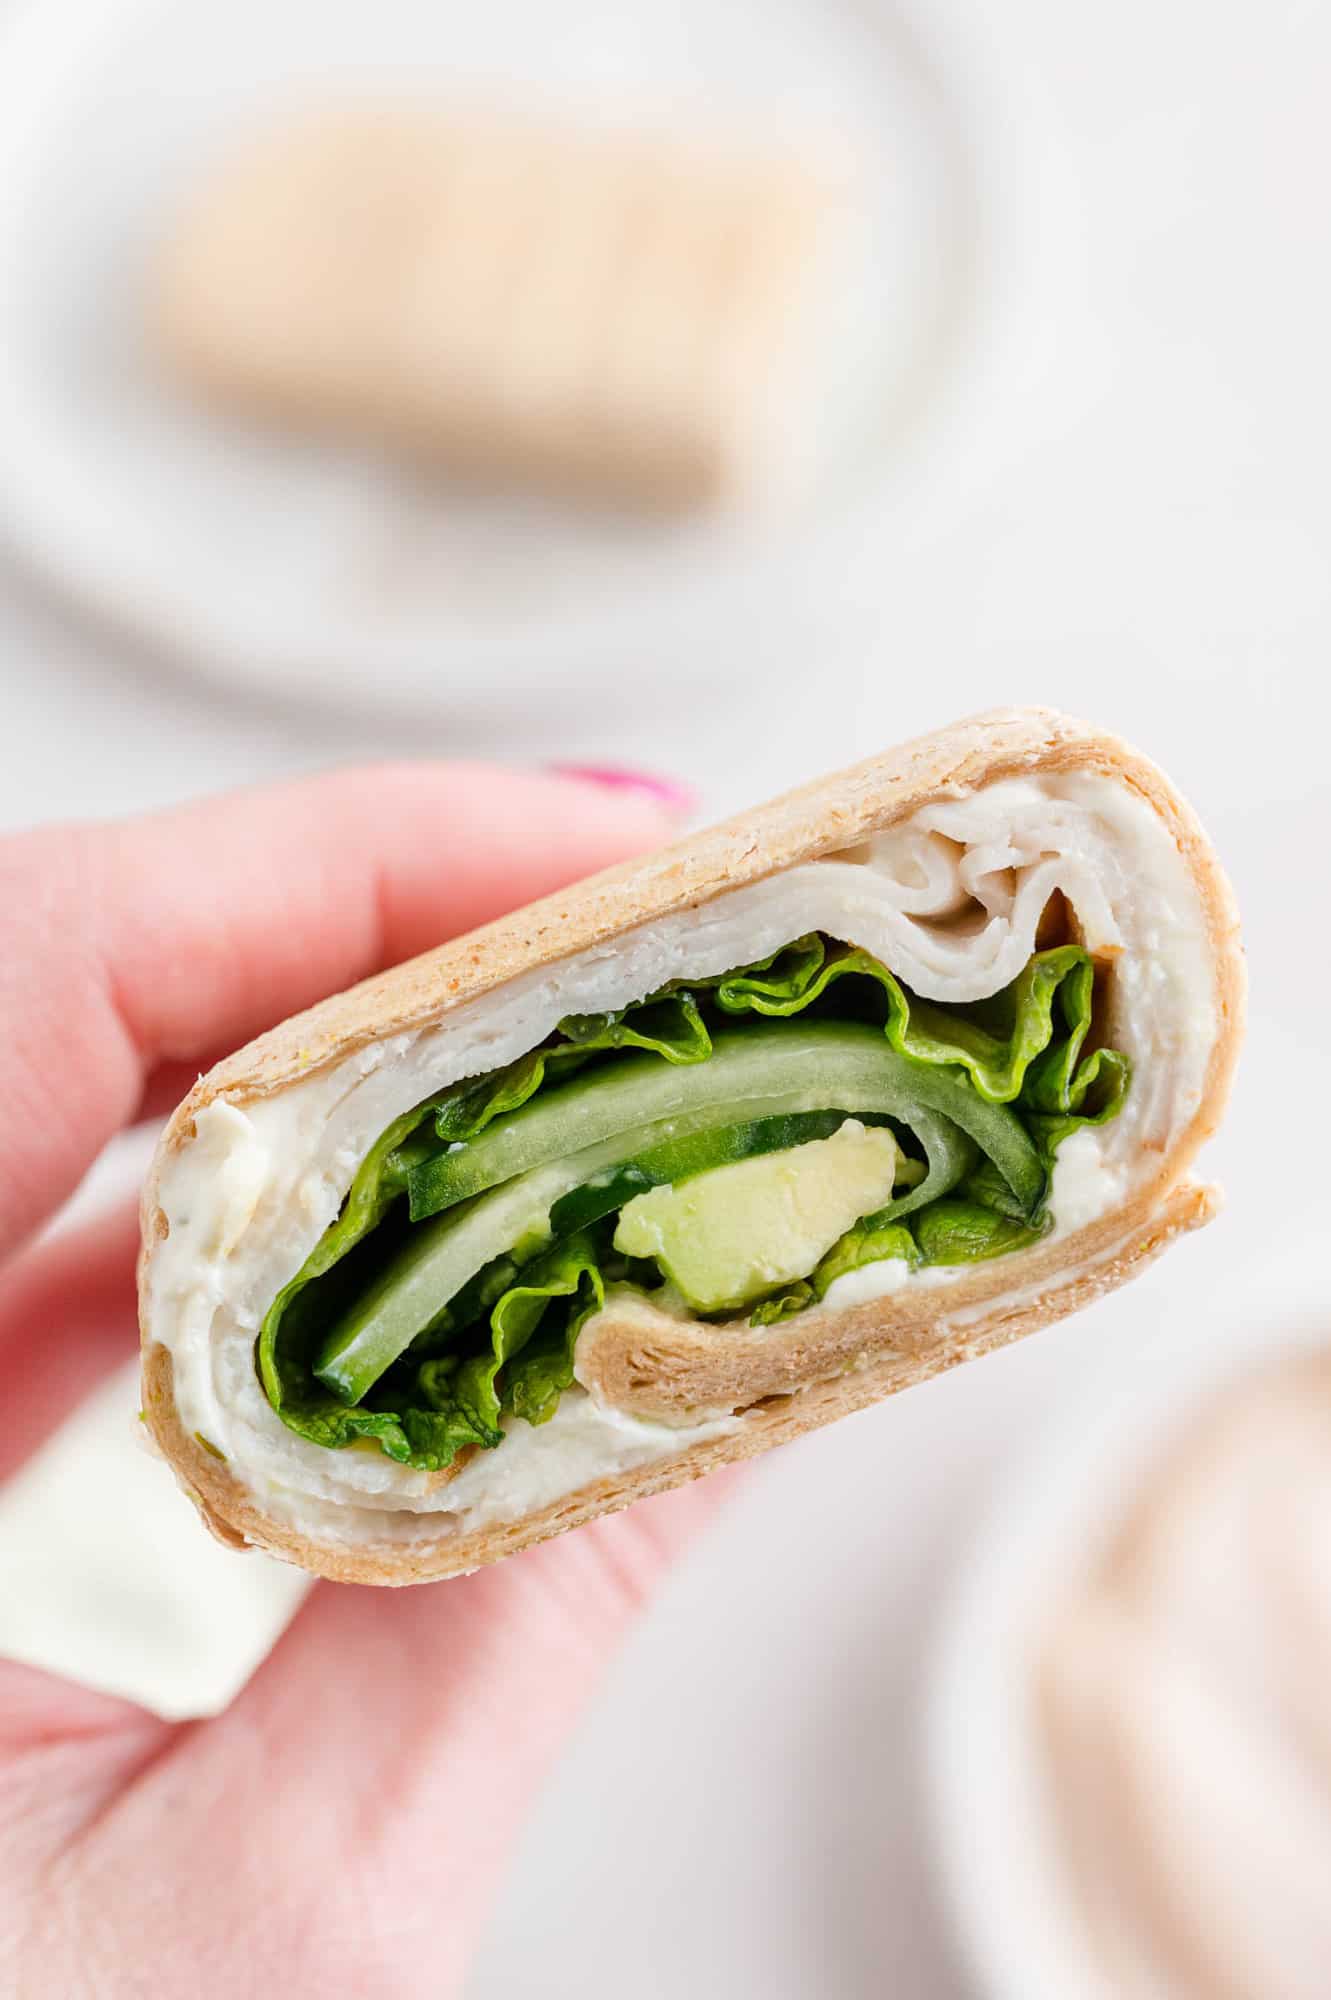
[1, 3, 1328, 1995]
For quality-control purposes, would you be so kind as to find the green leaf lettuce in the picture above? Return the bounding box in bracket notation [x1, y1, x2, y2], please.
[258, 937, 1128, 1470]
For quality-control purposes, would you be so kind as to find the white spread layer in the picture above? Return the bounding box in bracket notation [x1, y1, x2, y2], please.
[147, 771, 1218, 1550]
[820, 1259, 963, 1310]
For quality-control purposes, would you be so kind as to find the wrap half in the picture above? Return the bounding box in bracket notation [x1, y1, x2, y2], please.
[138, 710, 1244, 1583]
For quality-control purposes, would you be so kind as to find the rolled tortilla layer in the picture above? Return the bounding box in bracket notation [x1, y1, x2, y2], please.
[138, 709, 1244, 1583]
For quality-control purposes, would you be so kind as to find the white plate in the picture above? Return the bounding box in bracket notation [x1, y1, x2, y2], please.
[0, 0, 1029, 721]
[924, 1208, 1331, 2000]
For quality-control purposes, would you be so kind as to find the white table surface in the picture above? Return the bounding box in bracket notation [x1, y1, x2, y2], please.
[1, 2, 1328, 1994]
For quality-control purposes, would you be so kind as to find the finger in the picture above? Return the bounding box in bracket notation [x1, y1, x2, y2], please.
[0, 765, 679, 1259]
[0, 1201, 140, 1483]
[136, 1476, 741, 1990]
[0, 1654, 168, 1822]
[0, 1654, 176, 1988]
[1, 1479, 737, 1993]
[3, 1483, 736, 1990]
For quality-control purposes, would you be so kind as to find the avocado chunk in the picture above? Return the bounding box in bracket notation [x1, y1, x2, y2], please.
[612, 1120, 901, 1314]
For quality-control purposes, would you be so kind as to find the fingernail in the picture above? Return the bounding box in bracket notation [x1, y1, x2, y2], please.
[549, 764, 698, 817]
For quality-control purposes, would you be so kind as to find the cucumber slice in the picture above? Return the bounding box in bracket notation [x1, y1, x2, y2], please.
[314, 1144, 620, 1405]
[316, 1025, 1041, 1405]
[548, 1109, 861, 1236]
[547, 1108, 966, 1239]
[408, 1025, 1041, 1219]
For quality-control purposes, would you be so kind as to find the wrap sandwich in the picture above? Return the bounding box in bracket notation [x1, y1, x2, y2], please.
[139, 710, 1244, 1583]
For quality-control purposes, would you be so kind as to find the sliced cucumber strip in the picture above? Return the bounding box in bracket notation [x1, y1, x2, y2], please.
[408, 1025, 1042, 1219]
[315, 1146, 613, 1405]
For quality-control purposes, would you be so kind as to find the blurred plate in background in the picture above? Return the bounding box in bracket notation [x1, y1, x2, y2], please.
[0, 0, 1027, 723]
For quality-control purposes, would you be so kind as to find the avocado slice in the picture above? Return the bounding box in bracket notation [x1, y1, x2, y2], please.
[612, 1120, 902, 1314]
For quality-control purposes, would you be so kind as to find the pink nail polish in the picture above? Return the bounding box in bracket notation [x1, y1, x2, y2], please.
[549, 764, 698, 816]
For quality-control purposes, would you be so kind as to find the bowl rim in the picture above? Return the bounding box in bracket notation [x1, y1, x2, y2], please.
[922, 1215, 1331, 2000]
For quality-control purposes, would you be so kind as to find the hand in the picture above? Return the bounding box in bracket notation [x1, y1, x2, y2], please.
[0, 763, 729, 1999]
